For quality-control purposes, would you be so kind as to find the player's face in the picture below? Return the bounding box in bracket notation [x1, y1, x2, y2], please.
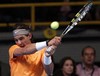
[82, 48, 95, 65]
[62, 60, 74, 75]
[14, 34, 31, 47]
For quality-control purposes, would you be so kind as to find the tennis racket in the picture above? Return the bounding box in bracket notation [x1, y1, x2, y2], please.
[60, 1, 93, 38]
[46, 1, 93, 55]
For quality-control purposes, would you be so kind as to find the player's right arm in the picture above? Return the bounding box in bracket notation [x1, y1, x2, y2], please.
[12, 36, 61, 57]
[13, 43, 37, 56]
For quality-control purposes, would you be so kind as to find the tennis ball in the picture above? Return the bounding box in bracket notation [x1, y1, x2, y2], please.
[50, 21, 59, 30]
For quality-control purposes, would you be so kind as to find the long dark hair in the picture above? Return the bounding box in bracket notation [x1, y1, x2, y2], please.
[53, 56, 78, 76]
[59, 56, 77, 76]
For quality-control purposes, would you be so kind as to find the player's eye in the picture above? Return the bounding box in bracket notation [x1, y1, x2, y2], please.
[14, 37, 24, 42]
[14, 39, 18, 42]
[19, 37, 24, 41]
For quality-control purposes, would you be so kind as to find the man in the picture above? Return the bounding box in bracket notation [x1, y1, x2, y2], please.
[76, 46, 100, 76]
[9, 23, 61, 76]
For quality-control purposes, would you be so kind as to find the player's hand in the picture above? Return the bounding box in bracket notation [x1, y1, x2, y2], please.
[45, 46, 57, 57]
[48, 36, 61, 46]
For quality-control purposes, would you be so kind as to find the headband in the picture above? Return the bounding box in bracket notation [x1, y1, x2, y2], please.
[13, 29, 29, 37]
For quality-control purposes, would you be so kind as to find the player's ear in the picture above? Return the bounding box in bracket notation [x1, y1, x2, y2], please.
[28, 33, 32, 39]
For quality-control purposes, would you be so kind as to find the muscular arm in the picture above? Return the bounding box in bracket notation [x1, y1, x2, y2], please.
[13, 43, 37, 56]
[43, 55, 54, 76]
[42, 46, 57, 76]
[43, 61, 54, 76]
[13, 36, 61, 57]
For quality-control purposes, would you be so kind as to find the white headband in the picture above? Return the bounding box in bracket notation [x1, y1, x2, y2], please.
[13, 29, 29, 37]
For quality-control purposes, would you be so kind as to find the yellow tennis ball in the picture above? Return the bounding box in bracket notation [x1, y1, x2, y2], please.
[50, 21, 59, 30]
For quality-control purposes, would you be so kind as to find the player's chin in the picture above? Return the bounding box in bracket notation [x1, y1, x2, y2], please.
[18, 44, 25, 47]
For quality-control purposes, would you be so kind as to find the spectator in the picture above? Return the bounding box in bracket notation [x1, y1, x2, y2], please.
[53, 56, 78, 76]
[76, 46, 100, 76]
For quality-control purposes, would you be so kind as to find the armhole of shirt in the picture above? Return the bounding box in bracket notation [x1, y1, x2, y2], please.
[9, 45, 19, 59]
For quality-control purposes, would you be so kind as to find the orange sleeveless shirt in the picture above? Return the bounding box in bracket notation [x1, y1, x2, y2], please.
[9, 45, 46, 76]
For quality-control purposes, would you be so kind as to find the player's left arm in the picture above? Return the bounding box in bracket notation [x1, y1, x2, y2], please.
[42, 46, 57, 76]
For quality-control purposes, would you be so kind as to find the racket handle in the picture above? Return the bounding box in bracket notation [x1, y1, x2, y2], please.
[60, 34, 64, 38]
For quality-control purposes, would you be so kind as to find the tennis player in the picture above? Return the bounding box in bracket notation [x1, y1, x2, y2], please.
[9, 23, 61, 76]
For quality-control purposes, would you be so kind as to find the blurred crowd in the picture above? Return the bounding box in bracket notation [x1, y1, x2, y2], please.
[53, 45, 100, 76]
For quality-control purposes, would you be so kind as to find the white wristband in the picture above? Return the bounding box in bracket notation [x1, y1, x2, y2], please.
[44, 54, 52, 65]
[36, 41, 47, 50]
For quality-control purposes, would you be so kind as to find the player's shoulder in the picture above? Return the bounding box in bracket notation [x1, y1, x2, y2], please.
[9, 45, 19, 50]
